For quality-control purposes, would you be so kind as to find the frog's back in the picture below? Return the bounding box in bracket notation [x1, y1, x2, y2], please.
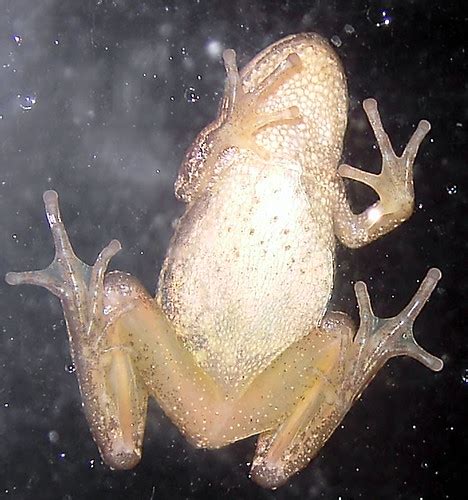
[158, 33, 348, 392]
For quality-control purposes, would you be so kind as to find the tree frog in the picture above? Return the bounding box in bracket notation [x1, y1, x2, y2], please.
[6, 33, 443, 488]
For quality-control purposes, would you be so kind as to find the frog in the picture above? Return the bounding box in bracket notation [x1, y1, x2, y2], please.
[6, 32, 443, 489]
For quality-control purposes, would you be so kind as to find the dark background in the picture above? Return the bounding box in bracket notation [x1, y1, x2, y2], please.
[0, 1, 466, 499]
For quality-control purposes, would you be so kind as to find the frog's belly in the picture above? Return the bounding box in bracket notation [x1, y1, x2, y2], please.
[158, 161, 335, 391]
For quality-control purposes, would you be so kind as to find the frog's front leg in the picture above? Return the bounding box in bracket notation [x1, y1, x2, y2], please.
[175, 47, 302, 202]
[220, 47, 302, 158]
[250, 269, 443, 489]
[334, 98, 431, 248]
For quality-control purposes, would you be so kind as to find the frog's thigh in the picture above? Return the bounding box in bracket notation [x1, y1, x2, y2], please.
[249, 311, 355, 489]
[103, 272, 228, 449]
[108, 277, 354, 455]
[106, 277, 347, 444]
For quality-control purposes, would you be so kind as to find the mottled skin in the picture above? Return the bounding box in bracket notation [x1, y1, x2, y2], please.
[7, 33, 442, 488]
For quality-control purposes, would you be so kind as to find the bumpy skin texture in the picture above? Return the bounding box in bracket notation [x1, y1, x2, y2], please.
[6, 33, 442, 489]
[160, 34, 347, 391]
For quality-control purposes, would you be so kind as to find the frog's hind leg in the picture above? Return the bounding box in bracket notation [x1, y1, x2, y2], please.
[250, 270, 443, 489]
[5, 190, 229, 468]
[6, 191, 148, 469]
[249, 311, 354, 489]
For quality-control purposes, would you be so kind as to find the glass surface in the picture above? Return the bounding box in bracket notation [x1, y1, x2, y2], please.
[0, 1, 465, 498]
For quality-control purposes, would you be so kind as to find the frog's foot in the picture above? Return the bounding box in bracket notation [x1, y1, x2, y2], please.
[338, 98, 431, 230]
[345, 268, 443, 399]
[249, 270, 443, 489]
[6, 191, 147, 469]
[6, 191, 121, 328]
[220, 48, 302, 159]
[249, 312, 354, 489]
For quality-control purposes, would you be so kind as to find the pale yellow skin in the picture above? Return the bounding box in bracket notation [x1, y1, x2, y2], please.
[7, 33, 443, 488]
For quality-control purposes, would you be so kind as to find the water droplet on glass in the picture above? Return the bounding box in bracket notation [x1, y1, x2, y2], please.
[65, 363, 76, 374]
[344, 24, 355, 34]
[380, 10, 392, 26]
[421, 461, 429, 469]
[367, 7, 394, 28]
[13, 34, 22, 46]
[184, 87, 200, 103]
[18, 94, 37, 111]
[330, 35, 342, 48]
[461, 368, 468, 384]
[446, 184, 457, 195]
[48, 430, 59, 443]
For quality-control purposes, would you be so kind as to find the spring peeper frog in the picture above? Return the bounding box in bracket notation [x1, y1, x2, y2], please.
[6, 33, 443, 488]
